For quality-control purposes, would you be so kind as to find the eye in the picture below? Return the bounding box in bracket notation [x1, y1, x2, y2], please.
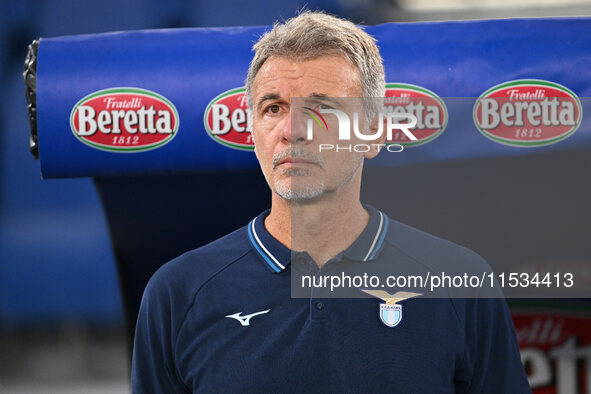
[265, 104, 281, 114]
[318, 103, 334, 110]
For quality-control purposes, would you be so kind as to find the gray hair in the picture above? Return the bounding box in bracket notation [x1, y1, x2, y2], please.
[245, 11, 386, 117]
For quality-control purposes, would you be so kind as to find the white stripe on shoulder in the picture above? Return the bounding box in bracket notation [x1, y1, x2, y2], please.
[363, 211, 384, 261]
[251, 217, 285, 270]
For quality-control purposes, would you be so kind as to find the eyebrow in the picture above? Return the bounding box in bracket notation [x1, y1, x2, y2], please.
[255, 92, 344, 111]
[256, 94, 280, 111]
[308, 93, 344, 107]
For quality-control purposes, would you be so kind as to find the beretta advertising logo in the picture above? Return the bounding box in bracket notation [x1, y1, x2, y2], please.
[384, 83, 448, 147]
[70, 87, 179, 153]
[473, 79, 582, 147]
[203, 87, 253, 151]
[512, 305, 591, 393]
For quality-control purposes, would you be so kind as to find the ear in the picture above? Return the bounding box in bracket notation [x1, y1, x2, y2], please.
[251, 130, 261, 162]
[364, 113, 387, 159]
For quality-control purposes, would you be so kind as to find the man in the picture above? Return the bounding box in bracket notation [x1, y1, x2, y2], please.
[132, 11, 531, 393]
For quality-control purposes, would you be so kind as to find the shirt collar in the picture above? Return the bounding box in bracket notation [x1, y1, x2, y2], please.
[342, 204, 389, 262]
[247, 204, 389, 274]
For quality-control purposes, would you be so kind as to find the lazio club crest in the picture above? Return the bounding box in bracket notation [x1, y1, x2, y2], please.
[361, 290, 423, 328]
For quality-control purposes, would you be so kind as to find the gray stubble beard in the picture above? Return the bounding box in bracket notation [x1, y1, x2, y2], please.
[273, 167, 326, 203]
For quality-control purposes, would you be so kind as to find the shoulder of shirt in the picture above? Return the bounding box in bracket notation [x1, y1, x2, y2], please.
[383, 216, 491, 274]
[141, 224, 252, 309]
[382, 217, 506, 329]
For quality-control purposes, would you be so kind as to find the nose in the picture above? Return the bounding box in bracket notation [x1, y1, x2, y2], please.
[280, 108, 311, 145]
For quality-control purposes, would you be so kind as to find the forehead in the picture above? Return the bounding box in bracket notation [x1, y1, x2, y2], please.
[251, 55, 361, 100]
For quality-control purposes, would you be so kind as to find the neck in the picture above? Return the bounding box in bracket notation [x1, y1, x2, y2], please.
[264, 178, 369, 267]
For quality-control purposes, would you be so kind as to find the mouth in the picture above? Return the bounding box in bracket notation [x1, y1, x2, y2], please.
[272, 148, 324, 170]
[277, 157, 316, 168]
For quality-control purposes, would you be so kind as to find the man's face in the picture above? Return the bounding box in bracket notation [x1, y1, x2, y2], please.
[251, 55, 376, 203]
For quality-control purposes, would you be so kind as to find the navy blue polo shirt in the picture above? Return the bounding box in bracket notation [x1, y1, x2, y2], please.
[132, 205, 530, 393]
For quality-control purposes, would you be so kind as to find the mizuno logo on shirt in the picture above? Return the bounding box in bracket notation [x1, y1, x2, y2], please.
[225, 309, 270, 326]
